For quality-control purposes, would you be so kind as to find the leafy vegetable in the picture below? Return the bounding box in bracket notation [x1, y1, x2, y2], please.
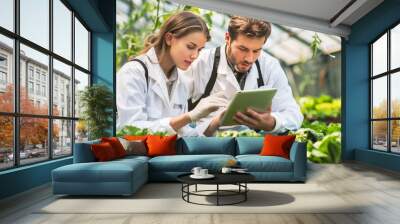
[216, 130, 262, 137]
[116, 125, 168, 137]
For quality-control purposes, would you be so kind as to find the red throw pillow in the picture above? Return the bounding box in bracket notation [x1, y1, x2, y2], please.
[91, 142, 118, 161]
[146, 135, 177, 157]
[259, 134, 296, 159]
[101, 137, 127, 158]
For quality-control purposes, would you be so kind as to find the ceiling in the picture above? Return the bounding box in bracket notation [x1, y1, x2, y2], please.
[117, 0, 342, 65]
[171, 0, 384, 37]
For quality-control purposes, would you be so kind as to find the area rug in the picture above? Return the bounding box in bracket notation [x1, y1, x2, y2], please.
[37, 183, 362, 214]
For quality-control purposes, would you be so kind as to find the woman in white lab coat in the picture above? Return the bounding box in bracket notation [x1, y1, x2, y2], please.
[117, 11, 226, 136]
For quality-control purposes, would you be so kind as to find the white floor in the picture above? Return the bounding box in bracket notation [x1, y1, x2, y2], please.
[1, 162, 400, 224]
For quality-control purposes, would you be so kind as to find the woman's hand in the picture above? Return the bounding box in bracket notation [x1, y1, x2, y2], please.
[204, 109, 226, 136]
[188, 92, 228, 121]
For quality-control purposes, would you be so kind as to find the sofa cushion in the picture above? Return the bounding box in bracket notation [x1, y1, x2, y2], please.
[114, 155, 150, 164]
[177, 137, 235, 155]
[236, 155, 293, 172]
[73, 139, 100, 163]
[235, 137, 264, 155]
[148, 154, 235, 172]
[52, 158, 147, 183]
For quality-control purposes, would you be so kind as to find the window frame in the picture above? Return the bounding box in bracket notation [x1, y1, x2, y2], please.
[0, 0, 92, 171]
[370, 20, 400, 154]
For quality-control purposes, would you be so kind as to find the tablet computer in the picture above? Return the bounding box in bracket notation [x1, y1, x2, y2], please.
[220, 88, 277, 126]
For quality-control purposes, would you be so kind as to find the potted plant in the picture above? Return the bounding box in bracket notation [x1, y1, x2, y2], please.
[79, 84, 113, 140]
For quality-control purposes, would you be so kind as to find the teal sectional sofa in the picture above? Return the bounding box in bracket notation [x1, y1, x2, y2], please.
[52, 137, 306, 196]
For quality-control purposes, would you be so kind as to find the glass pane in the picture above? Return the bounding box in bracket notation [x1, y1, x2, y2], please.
[372, 77, 387, 119]
[391, 72, 400, 118]
[74, 69, 89, 118]
[0, 0, 14, 31]
[372, 33, 387, 76]
[20, 0, 49, 49]
[53, 119, 72, 158]
[20, 44, 49, 115]
[372, 121, 388, 151]
[53, 59, 72, 117]
[0, 35, 14, 112]
[0, 116, 14, 170]
[53, 0, 72, 60]
[391, 24, 400, 70]
[74, 18, 89, 70]
[75, 120, 88, 143]
[20, 117, 49, 165]
[391, 120, 400, 153]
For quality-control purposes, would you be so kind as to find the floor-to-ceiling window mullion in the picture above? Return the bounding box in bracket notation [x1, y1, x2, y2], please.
[48, 0, 54, 160]
[13, 0, 20, 167]
[71, 10, 76, 153]
[387, 30, 391, 153]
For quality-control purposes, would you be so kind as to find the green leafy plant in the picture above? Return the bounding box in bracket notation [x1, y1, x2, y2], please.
[216, 130, 262, 137]
[79, 84, 114, 140]
[310, 33, 321, 58]
[116, 125, 168, 137]
[290, 122, 341, 163]
[298, 95, 341, 122]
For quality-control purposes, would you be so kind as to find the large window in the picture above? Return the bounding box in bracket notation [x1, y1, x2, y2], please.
[370, 23, 400, 154]
[0, 0, 91, 171]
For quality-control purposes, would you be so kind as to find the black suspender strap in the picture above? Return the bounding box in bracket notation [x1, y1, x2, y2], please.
[188, 46, 221, 110]
[255, 60, 264, 87]
[130, 58, 149, 92]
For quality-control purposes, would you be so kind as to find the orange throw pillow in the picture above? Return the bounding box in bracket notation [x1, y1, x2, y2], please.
[91, 142, 117, 161]
[260, 134, 296, 159]
[146, 135, 177, 157]
[124, 135, 148, 141]
[101, 137, 127, 158]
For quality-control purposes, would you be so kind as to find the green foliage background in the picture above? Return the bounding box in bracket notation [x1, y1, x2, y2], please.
[116, 0, 342, 163]
[117, 0, 214, 70]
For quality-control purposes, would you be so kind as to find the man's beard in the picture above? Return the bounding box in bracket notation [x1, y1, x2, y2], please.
[226, 46, 251, 73]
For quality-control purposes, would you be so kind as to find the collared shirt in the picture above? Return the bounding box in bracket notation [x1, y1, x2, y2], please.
[145, 49, 178, 100]
[165, 69, 178, 99]
[225, 48, 250, 90]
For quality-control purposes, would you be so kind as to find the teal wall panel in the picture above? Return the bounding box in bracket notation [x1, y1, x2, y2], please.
[0, 158, 72, 199]
[343, 0, 400, 171]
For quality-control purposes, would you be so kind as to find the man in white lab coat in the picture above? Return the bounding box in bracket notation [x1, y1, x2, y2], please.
[184, 16, 303, 136]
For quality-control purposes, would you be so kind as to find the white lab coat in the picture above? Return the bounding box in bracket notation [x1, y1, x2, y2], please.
[183, 45, 303, 134]
[116, 47, 201, 137]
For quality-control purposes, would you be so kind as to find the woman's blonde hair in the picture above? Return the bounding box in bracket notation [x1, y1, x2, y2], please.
[139, 11, 210, 56]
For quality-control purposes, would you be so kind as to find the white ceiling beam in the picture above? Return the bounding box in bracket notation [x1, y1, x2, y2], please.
[171, 0, 351, 37]
[330, 0, 368, 28]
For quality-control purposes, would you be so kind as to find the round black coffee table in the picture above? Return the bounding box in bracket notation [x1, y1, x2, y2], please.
[177, 173, 255, 206]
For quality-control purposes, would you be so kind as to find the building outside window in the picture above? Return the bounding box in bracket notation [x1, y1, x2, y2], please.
[371, 23, 400, 154]
[28, 66, 34, 80]
[41, 73, 46, 83]
[28, 81, 34, 94]
[0, 54, 7, 89]
[0, 0, 91, 170]
[42, 85, 46, 97]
